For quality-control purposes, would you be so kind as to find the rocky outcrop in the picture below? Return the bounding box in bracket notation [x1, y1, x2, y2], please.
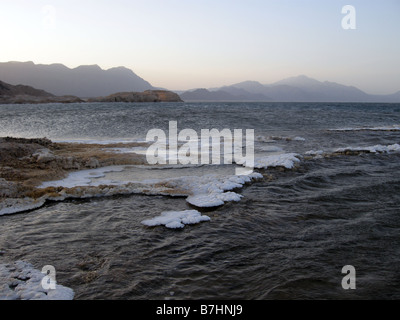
[0, 137, 148, 195]
[0, 137, 153, 216]
[0, 179, 20, 198]
[88, 90, 183, 103]
[0, 80, 182, 104]
[0, 80, 83, 104]
[0, 80, 53, 97]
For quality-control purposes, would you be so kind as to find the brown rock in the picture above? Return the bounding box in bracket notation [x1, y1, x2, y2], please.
[88, 90, 183, 103]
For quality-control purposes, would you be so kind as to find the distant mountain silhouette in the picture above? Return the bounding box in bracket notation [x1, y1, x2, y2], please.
[0, 61, 154, 98]
[0, 80, 83, 104]
[181, 76, 400, 103]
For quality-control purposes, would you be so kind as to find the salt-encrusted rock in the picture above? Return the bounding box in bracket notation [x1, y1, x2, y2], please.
[33, 149, 56, 163]
[85, 157, 100, 169]
[32, 149, 83, 170]
[0, 197, 47, 216]
[0, 261, 74, 300]
[0, 178, 19, 198]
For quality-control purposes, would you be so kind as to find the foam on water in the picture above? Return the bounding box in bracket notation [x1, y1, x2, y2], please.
[303, 143, 400, 160]
[330, 125, 400, 132]
[335, 143, 400, 154]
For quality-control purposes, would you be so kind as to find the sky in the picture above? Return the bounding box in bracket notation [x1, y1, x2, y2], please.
[1, 0, 400, 94]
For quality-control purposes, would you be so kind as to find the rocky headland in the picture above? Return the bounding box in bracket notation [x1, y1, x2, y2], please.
[87, 90, 183, 103]
[0, 80, 182, 104]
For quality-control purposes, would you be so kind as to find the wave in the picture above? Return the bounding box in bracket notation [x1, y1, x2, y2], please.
[303, 143, 400, 160]
[256, 135, 306, 143]
[253, 153, 301, 169]
[0, 198, 47, 217]
[334, 143, 400, 154]
[329, 125, 400, 132]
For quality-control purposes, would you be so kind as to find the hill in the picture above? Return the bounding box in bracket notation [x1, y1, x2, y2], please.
[88, 90, 183, 103]
[0, 80, 182, 104]
[0, 80, 82, 104]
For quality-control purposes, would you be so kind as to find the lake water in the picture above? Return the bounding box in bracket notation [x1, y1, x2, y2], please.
[1, 102, 400, 299]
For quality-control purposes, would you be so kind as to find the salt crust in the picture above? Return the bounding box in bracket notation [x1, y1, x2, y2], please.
[0, 261, 74, 300]
[142, 210, 210, 229]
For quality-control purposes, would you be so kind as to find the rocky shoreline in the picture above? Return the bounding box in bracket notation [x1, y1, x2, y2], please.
[0, 137, 149, 215]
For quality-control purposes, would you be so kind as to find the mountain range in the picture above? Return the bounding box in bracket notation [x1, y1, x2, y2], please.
[1, 61, 400, 102]
[180, 75, 400, 103]
[0, 61, 153, 98]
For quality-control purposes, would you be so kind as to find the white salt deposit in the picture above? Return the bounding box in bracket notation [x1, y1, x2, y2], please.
[142, 210, 211, 229]
[39, 166, 126, 188]
[166, 172, 263, 208]
[1, 162, 265, 217]
[0, 198, 46, 216]
[187, 191, 243, 208]
[305, 150, 324, 156]
[253, 153, 301, 169]
[0, 261, 74, 300]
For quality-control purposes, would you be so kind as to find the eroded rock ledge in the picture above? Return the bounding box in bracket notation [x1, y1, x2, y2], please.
[0, 137, 147, 201]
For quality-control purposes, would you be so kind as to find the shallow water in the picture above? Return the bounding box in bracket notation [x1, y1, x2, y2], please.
[1, 102, 400, 299]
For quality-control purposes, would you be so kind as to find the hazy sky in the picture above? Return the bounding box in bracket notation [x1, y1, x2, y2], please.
[1, 0, 399, 93]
